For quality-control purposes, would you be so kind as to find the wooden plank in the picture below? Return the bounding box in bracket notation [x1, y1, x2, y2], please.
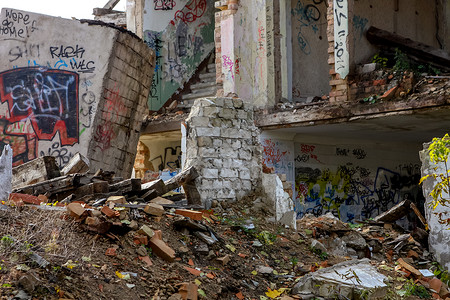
[410, 202, 428, 228]
[110, 178, 141, 193]
[61, 153, 90, 175]
[164, 166, 199, 192]
[374, 199, 410, 223]
[366, 26, 450, 70]
[102, 0, 121, 10]
[12, 174, 81, 196]
[12, 156, 61, 189]
[141, 179, 165, 195]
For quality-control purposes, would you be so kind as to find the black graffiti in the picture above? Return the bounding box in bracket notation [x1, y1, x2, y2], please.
[69, 58, 95, 73]
[0, 9, 38, 38]
[352, 148, 366, 159]
[39, 142, 73, 167]
[8, 43, 40, 62]
[154, 0, 176, 10]
[50, 45, 85, 59]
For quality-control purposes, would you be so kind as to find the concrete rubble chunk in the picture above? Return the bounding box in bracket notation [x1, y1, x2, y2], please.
[292, 259, 388, 299]
[311, 239, 328, 254]
[144, 203, 165, 216]
[341, 230, 367, 250]
[60, 152, 90, 175]
[138, 225, 155, 239]
[150, 196, 174, 205]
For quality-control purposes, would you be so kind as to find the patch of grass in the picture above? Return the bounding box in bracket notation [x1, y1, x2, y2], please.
[397, 279, 430, 299]
[310, 246, 328, 260]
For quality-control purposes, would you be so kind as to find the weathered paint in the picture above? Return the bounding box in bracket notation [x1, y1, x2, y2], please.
[144, 0, 215, 111]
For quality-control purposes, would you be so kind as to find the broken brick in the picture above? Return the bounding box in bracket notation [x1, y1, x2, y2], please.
[101, 206, 119, 218]
[178, 282, 198, 300]
[216, 255, 230, 266]
[134, 234, 148, 245]
[139, 256, 153, 267]
[175, 209, 203, 221]
[430, 278, 443, 294]
[67, 203, 87, 218]
[85, 216, 100, 226]
[9, 193, 44, 206]
[106, 196, 127, 207]
[149, 230, 175, 262]
[407, 249, 419, 260]
[144, 203, 165, 216]
[105, 248, 117, 256]
[397, 258, 422, 277]
[184, 266, 202, 276]
[138, 225, 155, 239]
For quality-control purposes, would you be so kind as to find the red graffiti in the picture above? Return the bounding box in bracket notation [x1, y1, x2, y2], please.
[235, 58, 240, 78]
[300, 144, 321, 162]
[171, 0, 206, 25]
[94, 85, 127, 151]
[262, 139, 289, 165]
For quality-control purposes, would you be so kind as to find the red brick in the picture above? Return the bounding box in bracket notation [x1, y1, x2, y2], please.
[380, 86, 398, 100]
[67, 203, 87, 218]
[178, 282, 198, 300]
[430, 278, 443, 294]
[138, 255, 153, 267]
[149, 230, 175, 262]
[9, 193, 43, 206]
[184, 266, 202, 276]
[134, 234, 148, 245]
[175, 209, 203, 221]
[101, 206, 119, 218]
[373, 79, 386, 86]
[105, 248, 117, 256]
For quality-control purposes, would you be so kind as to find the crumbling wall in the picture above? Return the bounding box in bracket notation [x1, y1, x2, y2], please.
[262, 136, 423, 224]
[143, 0, 215, 111]
[0, 8, 155, 178]
[420, 143, 450, 271]
[185, 97, 262, 204]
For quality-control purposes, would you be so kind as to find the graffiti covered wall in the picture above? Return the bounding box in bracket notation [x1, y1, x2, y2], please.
[261, 134, 423, 224]
[143, 0, 215, 111]
[290, 0, 330, 98]
[0, 9, 154, 177]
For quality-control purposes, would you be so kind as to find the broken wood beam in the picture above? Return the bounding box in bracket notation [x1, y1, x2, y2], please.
[374, 199, 410, 223]
[141, 179, 165, 196]
[12, 174, 81, 196]
[366, 26, 450, 70]
[109, 178, 141, 193]
[410, 202, 428, 229]
[12, 156, 61, 190]
[61, 153, 90, 175]
[164, 166, 199, 192]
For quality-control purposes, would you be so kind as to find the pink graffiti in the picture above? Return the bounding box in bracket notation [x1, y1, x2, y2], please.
[222, 55, 234, 79]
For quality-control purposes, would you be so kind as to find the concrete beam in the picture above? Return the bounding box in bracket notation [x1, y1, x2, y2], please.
[255, 94, 450, 129]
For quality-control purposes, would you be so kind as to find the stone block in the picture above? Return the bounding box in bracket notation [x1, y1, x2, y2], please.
[239, 169, 251, 180]
[221, 128, 240, 138]
[233, 98, 243, 108]
[203, 106, 220, 116]
[239, 150, 252, 160]
[213, 139, 223, 147]
[218, 108, 236, 119]
[197, 136, 213, 147]
[199, 147, 219, 158]
[190, 116, 211, 127]
[220, 168, 238, 178]
[144, 203, 165, 216]
[203, 168, 219, 178]
[196, 127, 221, 137]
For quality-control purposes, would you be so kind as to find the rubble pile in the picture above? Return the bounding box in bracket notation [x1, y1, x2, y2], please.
[0, 155, 449, 299]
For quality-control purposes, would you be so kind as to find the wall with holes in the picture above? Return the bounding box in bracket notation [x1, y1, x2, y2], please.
[261, 133, 424, 225]
[143, 0, 215, 111]
[0, 8, 154, 177]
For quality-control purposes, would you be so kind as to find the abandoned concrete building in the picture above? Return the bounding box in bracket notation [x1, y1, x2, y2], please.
[129, 0, 450, 225]
[1, 0, 450, 273]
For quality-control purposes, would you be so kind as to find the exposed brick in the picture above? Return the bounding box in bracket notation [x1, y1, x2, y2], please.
[175, 209, 203, 221]
[148, 230, 175, 262]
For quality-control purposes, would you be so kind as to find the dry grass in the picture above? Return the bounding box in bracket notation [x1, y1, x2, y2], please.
[0, 206, 96, 270]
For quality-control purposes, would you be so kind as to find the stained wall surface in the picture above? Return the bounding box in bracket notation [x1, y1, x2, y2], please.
[0, 9, 154, 177]
[143, 0, 215, 111]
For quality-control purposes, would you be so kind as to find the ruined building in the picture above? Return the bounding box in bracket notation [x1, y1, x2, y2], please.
[131, 0, 449, 226]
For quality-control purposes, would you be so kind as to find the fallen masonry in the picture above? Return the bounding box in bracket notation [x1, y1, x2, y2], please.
[0, 155, 447, 299]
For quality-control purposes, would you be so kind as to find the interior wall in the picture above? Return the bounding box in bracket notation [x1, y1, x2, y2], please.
[352, 0, 439, 66]
[140, 134, 182, 171]
[261, 131, 424, 225]
[290, 0, 330, 99]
